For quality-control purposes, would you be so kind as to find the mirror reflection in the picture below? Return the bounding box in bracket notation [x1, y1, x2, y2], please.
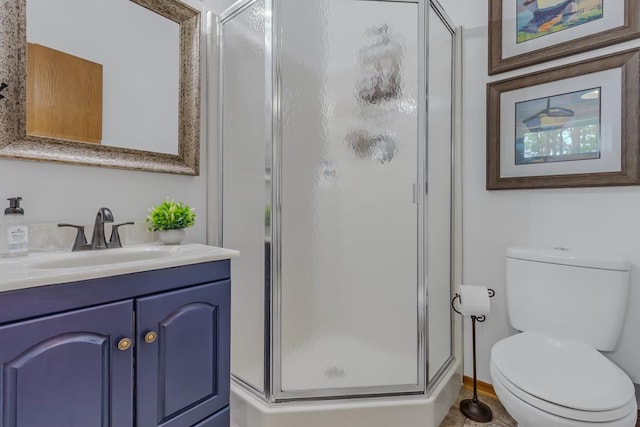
[26, 0, 180, 155]
[1, 0, 200, 174]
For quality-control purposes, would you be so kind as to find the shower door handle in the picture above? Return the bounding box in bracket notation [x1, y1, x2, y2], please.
[413, 182, 428, 203]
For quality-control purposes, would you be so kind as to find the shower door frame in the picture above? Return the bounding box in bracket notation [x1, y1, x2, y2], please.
[218, 0, 458, 403]
[270, 0, 428, 402]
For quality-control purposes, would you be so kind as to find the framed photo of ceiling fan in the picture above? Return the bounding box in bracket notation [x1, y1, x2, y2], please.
[486, 49, 640, 189]
[488, 0, 640, 74]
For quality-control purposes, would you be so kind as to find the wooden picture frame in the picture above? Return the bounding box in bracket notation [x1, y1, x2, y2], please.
[488, 0, 640, 75]
[486, 49, 640, 190]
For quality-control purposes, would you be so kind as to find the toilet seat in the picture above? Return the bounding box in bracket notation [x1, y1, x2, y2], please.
[491, 332, 636, 423]
[491, 362, 638, 427]
[491, 360, 636, 423]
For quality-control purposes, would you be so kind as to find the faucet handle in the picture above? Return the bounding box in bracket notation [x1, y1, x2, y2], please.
[58, 223, 88, 251]
[108, 222, 134, 248]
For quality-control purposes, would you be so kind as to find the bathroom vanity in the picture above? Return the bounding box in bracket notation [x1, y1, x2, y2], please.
[0, 244, 236, 427]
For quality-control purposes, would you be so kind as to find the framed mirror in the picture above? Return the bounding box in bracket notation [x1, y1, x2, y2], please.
[0, 0, 201, 175]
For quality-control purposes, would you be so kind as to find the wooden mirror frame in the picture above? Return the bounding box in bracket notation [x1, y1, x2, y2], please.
[0, 0, 201, 175]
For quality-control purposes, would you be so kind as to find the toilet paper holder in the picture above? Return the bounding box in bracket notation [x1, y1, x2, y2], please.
[451, 287, 496, 423]
[451, 288, 495, 322]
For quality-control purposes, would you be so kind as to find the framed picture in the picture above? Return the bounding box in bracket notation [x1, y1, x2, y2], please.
[486, 49, 639, 190]
[488, 0, 640, 75]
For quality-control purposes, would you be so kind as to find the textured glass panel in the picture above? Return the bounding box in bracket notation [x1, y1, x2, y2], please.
[427, 8, 454, 381]
[221, 0, 267, 392]
[279, 0, 419, 391]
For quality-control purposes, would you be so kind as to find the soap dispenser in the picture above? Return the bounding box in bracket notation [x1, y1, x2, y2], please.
[0, 197, 29, 257]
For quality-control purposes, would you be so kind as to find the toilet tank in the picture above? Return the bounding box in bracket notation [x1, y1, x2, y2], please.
[505, 247, 630, 351]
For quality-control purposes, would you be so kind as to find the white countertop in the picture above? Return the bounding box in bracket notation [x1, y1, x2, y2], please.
[0, 243, 238, 293]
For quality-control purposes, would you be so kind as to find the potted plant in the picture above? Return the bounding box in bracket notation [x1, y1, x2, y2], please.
[146, 198, 196, 244]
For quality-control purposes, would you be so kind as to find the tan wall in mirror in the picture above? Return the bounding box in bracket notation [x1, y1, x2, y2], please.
[27, 43, 103, 144]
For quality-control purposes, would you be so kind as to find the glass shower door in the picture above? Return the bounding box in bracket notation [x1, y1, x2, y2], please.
[220, 0, 269, 394]
[275, 0, 424, 398]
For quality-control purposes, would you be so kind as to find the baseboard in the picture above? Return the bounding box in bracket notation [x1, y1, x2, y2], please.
[462, 376, 498, 400]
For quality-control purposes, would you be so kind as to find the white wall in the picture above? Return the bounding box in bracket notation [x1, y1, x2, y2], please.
[439, 0, 640, 384]
[206, 0, 236, 15]
[3, 0, 209, 245]
[0, 158, 207, 243]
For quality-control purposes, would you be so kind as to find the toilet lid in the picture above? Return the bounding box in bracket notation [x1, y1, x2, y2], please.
[491, 332, 634, 412]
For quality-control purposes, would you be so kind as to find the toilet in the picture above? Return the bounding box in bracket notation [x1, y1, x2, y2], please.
[490, 247, 638, 427]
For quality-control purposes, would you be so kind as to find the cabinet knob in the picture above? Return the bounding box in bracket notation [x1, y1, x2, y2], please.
[117, 337, 132, 351]
[144, 331, 157, 344]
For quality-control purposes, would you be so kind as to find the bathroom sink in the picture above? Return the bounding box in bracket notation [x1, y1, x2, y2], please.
[0, 243, 239, 292]
[30, 247, 172, 269]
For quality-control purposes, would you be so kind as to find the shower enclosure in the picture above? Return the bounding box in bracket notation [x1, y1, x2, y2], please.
[218, 0, 459, 416]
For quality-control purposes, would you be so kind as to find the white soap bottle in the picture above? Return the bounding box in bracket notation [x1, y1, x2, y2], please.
[0, 197, 29, 257]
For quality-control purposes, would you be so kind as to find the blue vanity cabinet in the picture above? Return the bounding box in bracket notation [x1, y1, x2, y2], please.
[0, 300, 134, 427]
[0, 259, 232, 427]
[136, 281, 231, 427]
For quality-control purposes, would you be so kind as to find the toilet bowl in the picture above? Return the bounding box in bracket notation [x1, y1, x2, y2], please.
[490, 332, 637, 427]
[490, 247, 637, 427]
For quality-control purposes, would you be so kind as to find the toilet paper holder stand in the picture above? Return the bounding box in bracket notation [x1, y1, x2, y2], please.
[451, 288, 495, 423]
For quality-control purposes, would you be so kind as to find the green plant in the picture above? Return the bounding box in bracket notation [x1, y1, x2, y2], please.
[146, 199, 196, 231]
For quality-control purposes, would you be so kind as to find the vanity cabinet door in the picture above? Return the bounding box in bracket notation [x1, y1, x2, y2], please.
[0, 300, 134, 427]
[136, 281, 231, 427]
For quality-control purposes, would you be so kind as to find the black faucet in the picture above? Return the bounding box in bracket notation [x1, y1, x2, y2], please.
[90, 207, 114, 250]
[58, 208, 133, 251]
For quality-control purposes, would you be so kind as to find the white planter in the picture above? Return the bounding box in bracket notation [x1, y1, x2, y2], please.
[157, 229, 185, 245]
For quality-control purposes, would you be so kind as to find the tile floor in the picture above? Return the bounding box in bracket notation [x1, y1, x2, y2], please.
[440, 388, 516, 427]
[442, 388, 640, 427]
